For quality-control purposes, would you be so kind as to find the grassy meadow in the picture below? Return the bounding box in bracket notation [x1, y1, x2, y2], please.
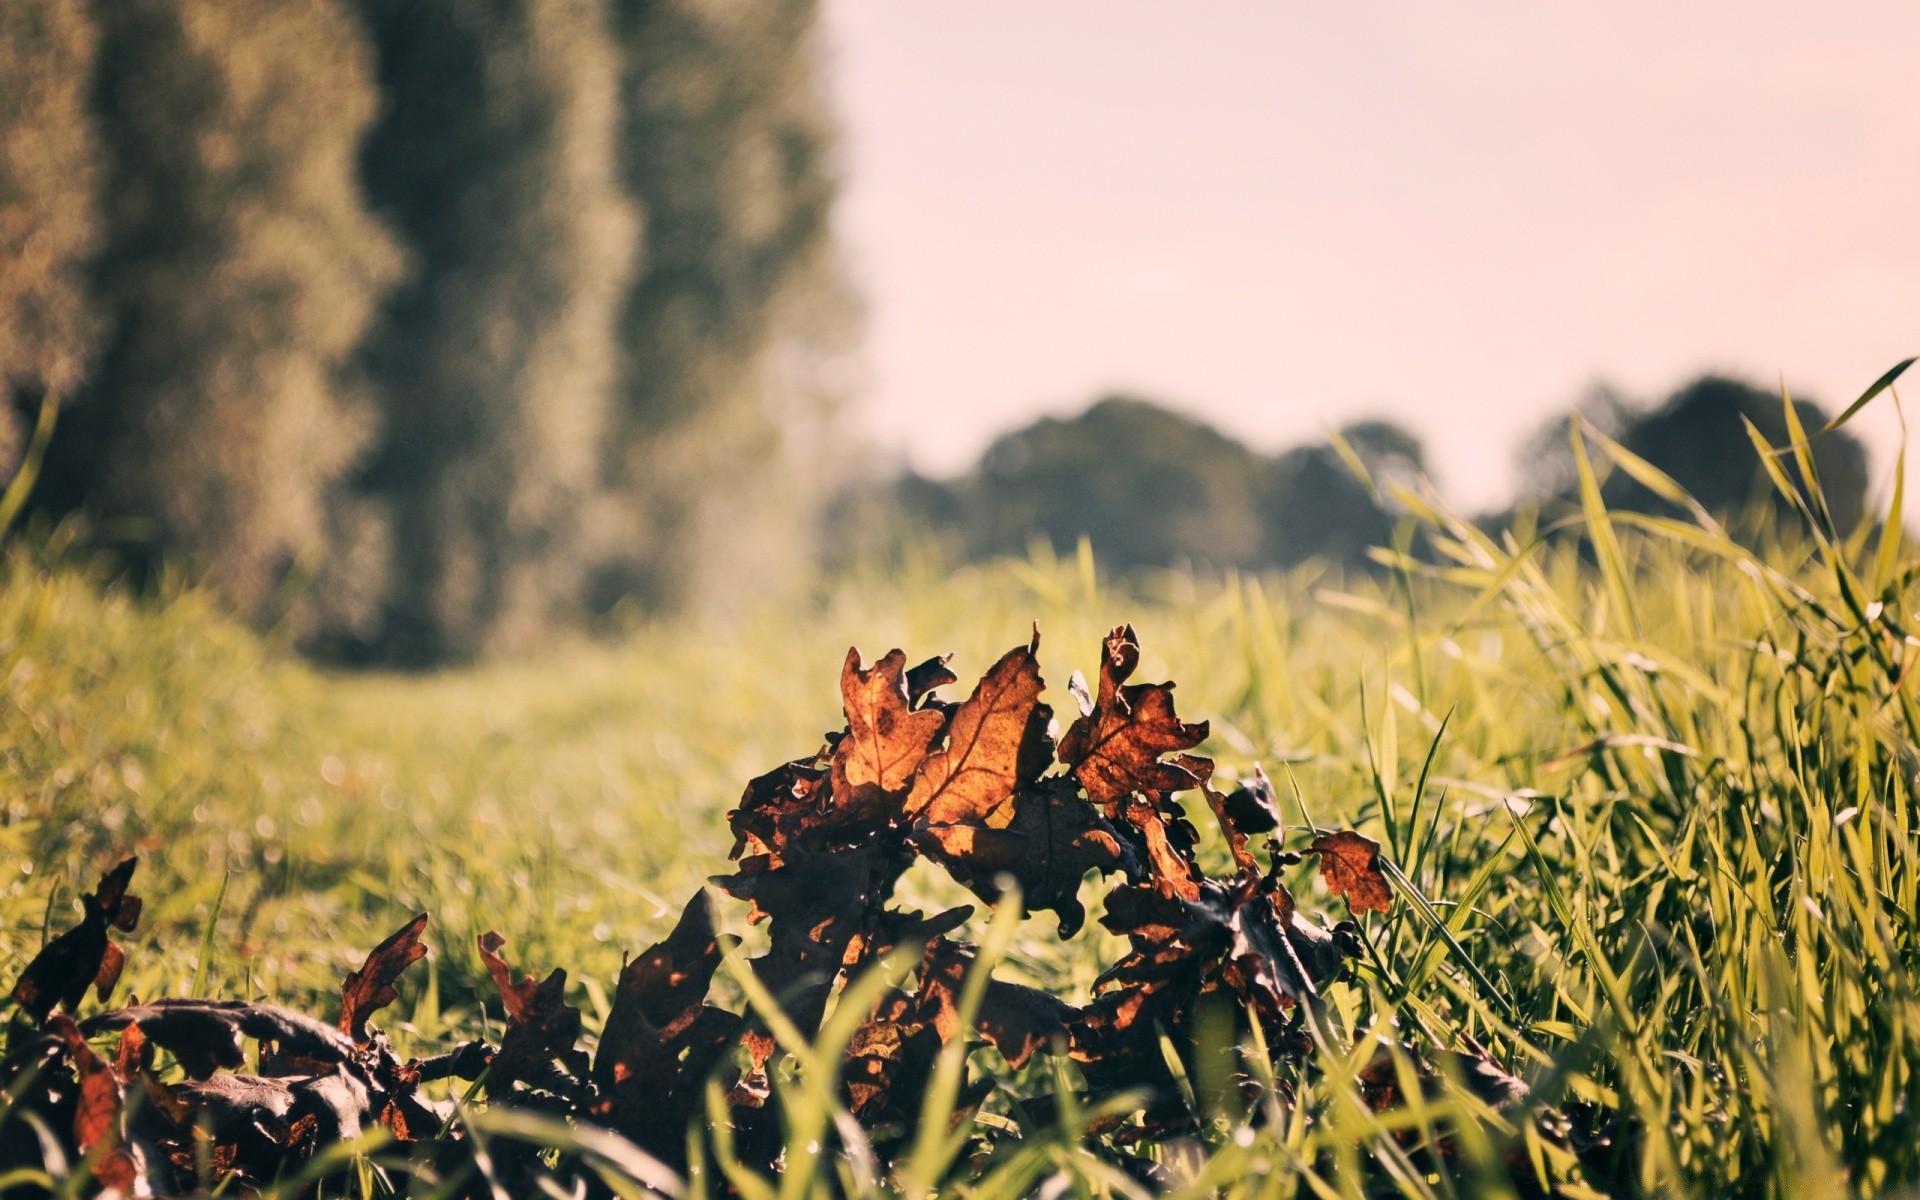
[5, 421, 1920, 1198]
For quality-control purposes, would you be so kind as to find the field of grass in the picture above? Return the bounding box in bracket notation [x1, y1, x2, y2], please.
[4, 418, 1920, 1197]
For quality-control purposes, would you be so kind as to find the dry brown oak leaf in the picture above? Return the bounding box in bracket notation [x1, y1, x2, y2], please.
[11, 856, 141, 1022]
[51, 1014, 141, 1195]
[918, 776, 1133, 938]
[1310, 830, 1394, 915]
[904, 632, 1053, 829]
[1058, 626, 1209, 812]
[338, 912, 428, 1043]
[477, 932, 584, 1086]
[831, 648, 949, 819]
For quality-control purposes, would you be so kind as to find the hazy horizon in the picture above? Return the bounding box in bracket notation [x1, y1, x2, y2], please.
[824, 2, 1919, 510]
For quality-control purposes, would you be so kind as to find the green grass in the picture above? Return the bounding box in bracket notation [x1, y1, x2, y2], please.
[5, 415, 1920, 1197]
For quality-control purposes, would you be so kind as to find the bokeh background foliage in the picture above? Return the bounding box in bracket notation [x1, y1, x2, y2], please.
[3, 391, 1919, 1194]
[1, 0, 844, 665]
[0, 0, 1880, 670]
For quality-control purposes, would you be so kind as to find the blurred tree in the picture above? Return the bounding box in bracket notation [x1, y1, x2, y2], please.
[1512, 383, 1633, 504]
[867, 399, 1428, 575]
[1260, 420, 1425, 568]
[37, 0, 398, 621]
[1607, 376, 1867, 535]
[591, 0, 849, 616]
[933, 396, 1271, 572]
[1511, 376, 1870, 539]
[0, 0, 98, 479]
[350, 0, 639, 664]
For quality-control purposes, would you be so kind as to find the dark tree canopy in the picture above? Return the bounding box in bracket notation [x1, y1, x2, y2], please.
[887, 395, 1424, 575]
[1608, 376, 1868, 536]
[960, 396, 1268, 572]
[1260, 420, 1425, 569]
[5, 0, 844, 665]
[1511, 375, 1871, 541]
[348, 0, 639, 664]
[591, 0, 849, 618]
[40, 0, 399, 621]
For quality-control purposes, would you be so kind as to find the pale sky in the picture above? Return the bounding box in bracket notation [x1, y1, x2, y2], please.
[821, 2, 1920, 512]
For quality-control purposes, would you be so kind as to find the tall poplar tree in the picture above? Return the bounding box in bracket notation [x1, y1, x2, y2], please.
[44, 0, 398, 620]
[354, 0, 639, 664]
[0, 0, 98, 479]
[596, 0, 849, 614]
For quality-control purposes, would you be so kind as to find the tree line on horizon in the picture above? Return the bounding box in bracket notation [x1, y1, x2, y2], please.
[0, 0, 845, 665]
[839, 374, 1871, 576]
[0, 1, 1879, 661]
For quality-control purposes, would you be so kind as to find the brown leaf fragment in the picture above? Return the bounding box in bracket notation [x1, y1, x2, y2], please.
[905, 654, 958, 705]
[844, 988, 934, 1125]
[832, 647, 949, 817]
[1204, 767, 1282, 876]
[338, 913, 429, 1043]
[12, 857, 141, 1022]
[1057, 626, 1208, 811]
[1223, 885, 1329, 1013]
[977, 977, 1076, 1069]
[714, 846, 886, 1041]
[477, 932, 541, 1024]
[920, 940, 1075, 1070]
[593, 892, 742, 1165]
[726, 758, 831, 868]
[94, 939, 127, 1001]
[843, 905, 974, 969]
[1077, 870, 1356, 1128]
[919, 777, 1135, 937]
[167, 1070, 375, 1181]
[167, 1136, 237, 1188]
[51, 1014, 138, 1193]
[1221, 767, 1282, 835]
[1311, 830, 1393, 914]
[86, 1000, 356, 1080]
[905, 633, 1053, 828]
[113, 1020, 146, 1084]
[476, 933, 583, 1088]
[842, 939, 1051, 1135]
[1358, 1037, 1533, 1169]
[1129, 797, 1203, 901]
[603, 892, 723, 1040]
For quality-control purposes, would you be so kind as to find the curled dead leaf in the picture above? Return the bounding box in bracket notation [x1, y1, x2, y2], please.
[11, 857, 141, 1022]
[338, 912, 428, 1042]
[1057, 626, 1208, 811]
[1310, 830, 1393, 915]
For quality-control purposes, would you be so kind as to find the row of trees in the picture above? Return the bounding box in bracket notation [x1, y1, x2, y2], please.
[847, 396, 1427, 576]
[853, 376, 1871, 577]
[0, 0, 844, 664]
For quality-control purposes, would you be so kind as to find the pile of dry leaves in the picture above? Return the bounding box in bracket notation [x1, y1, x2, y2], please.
[2, 626, 1478, 1196]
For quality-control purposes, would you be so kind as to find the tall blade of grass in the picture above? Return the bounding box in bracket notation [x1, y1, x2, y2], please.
[1378, 856, 1513, 1020]
[0, 390, 58, 541]
[1403, 706, 1454, 885]
[1580, 417, 1723, 535]
[1872, 405, 1907, 595]
[1741, 415, 1823, 536]
[191, 869, 232, 997]
[1570, 423, 1641, 639]
[1779, 384, 1840, 542]
[1821, 355, 1914, 434]
[900, 891, 1024, 1197]
[461, 1108, 683, 1199]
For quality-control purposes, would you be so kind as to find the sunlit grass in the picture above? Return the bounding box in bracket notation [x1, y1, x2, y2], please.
[4, 394, 1919, 1196]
